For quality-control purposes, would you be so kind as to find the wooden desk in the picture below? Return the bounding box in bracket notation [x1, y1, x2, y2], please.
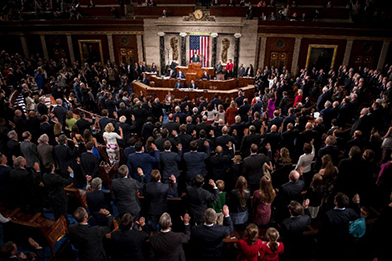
[210, 6, 275, 17]
[177, 63, 215, 80]
[133, 6, 194, 16]
[132, 81, 255, 102]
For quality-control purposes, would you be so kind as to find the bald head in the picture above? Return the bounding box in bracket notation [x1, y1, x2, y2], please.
[305, 122, 313, 131]
[289, 170, 300, 182]
[270, 125, 277, 132]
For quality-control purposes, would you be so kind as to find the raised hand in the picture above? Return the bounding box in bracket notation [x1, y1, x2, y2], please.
[222, 205, 229, 217]
[180, 213, 191, 225]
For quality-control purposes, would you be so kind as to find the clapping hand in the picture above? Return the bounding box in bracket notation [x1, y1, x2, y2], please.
[137, 168, 144, 176]
[180, 213, 191, 225]
[222, 205, 229, 217]
[170, 174, 177, 184]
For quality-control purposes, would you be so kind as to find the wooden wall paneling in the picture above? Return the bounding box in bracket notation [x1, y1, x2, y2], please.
[45, 35, 70, 61]
[298, 38, 347, 71]
[264, 37, 295, 71]
[72, 35, 109, 65]
[348, 40, 383, 70]
[113, 35, 139, 65]
[385, 43, 392, 69]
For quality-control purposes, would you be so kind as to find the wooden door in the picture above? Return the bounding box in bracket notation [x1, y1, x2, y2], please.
[269, 52, 287, 71]
[352, 55, 375, 70]
[119, 48, 137, 65]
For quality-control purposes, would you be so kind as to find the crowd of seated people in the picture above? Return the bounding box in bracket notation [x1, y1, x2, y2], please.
[0, 47, 391, 260]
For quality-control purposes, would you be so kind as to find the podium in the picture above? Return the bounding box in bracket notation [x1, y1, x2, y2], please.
[177, 63, 214, 84]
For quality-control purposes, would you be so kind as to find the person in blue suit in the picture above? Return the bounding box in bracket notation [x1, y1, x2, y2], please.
[183, 140, 211, 184]
[160, 140, 183, 183]
[127, 141, 160, 182]
[176, 70, 186, 79]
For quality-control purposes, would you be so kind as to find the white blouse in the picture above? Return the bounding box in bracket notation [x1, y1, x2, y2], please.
[103, 132, 121, 145]
[295, 145, 315, 173]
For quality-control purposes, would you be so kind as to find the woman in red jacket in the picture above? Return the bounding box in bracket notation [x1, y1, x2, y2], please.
[235, 223, 263, 261]
[259, 227, 284, 260]
[225, 101, 238, 126]
[293, 89, 303, 107]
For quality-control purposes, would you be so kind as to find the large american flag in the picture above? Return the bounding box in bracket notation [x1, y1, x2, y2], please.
[189, 35, 210, 67]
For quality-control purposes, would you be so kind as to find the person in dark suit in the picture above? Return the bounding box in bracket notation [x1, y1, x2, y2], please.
[315, 135, 340, 170]
[209, 143, 234, 181]
[42, 163, 74, 220]
[176, 70, 186, 79]
[87, 177, 111, 226]
[52, 99, 67, 125]
[163, 114, 180, 134]
[141, 73, 149, 85]
[262, 125, 282, 157]
[124, 137, 136, 161]
[191, 206, 234, 260]
[174, 80, 184, 89]
[54, 134, 76, 178]
[0, 153, 11, 205]
[320, 101, 333, 129]
[191, 53, 200, 63]
[76, 112, 95, 135]
[337, 98, 350, 128]
[242, 144, 271, 191]
[173, 106, 187, 125]
[317, 193, 360, 260]
[179, 124, 193, 153]
[68, 207, 113, 261]
[110, 165, 145, 219]
[159, 140, 182, 182]
[6, 130, 21, 161]
[295, 123, 317, 157]
[128, 141, 160, 182]
[99, 109, 114, 132]
[280, 123, 298, 154]
[343, 130, 366, 158]
[282, 108, 297, 132]
[9, 156, 41, 212]
[215, 61, 223, 77]
[188, 79, 198, 89]
[186, 175, 219, 224]
[149, 212, 191, 261]
[276, 170, 305, 221]
[268, 110, 284, 132]
[144, 170, 178, 230]
[80, 141, 99, 180]
[20, 131, 39, 170]
[183, 141, 211, 183]
[316, 86, 332, 112]
[280, 200, 311, 261]
[230, 116, 247, 145]
[37, 134, 55, 172]
[110, 213, 149, 261]
[350, 107, 372, 139]
[240, 125, 261, 158]
[279, 91, 289, 116]
[201, 71, 211, 80]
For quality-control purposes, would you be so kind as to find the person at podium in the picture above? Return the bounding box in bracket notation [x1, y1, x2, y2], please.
[175, 80, 184, 89]
[176, 70, 186, 79]
[215, 61, 224, 80]
[201, 71, 210, 80]
[141, 73, 149, 85]
[226, 59, 234, 79]
[191, 53, 200, 63]
[188, 80, 198, 89]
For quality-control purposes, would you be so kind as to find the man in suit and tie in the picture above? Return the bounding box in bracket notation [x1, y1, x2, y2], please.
[141, 73, 149, 85]
[110, 213, 149, 261]
[149, 212, 190, 261]
[238, 63, 246, 77]
[174, 80, 184, 89]
[215, 61, 223, 78]
[316, 86, 332, 112]
[209, 143, 234, 181]
[188, 79, 198, 89]
[243, 144, 271, 192]
[54, 134, 77, 178]
[186, 175, 219, 224]
[53, 98, 67, 125]
[80, 141, 99, 180]
[160, 141, 182, 183]
[191, 53, 200, 63]
[6, 130, 21, 162]
[42, 163, 74, 220]
[20, 131, 40, 170]
[111, 165, 145, 219]
[183, 141, 211, 184]
[201, 71, 211, 80]
[240, 125, 261, 158]
[144, 170, 178, 230]
[176, 70, 186, 79]
[68, 207, 113, 261]
[37, 134, 55, 171]
[128, 141, 160, 182]
[216, 126, 236, 155]
[86, 177, 111, 226]
[191, 206, 234, 260]
[99, 109, 114, 132]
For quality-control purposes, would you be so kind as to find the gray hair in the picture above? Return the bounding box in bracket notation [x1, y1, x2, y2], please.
[204, 208, 217, 225]
[38, 134, 49, 144]
[193, 107, 198, 113]
[119, 116, 127, 123]
[175, 106, 181, 113]
[159, 212, 172, 229]
[235, 115, 241, 123]
[7, 130, 17, 140]
[91, 177, 102, 190]
[13, 156, 25, 169]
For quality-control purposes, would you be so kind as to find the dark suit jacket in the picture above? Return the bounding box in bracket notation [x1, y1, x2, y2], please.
[186, 186, 219, 224]
[240, 133, 261, 158]
[179, 133, 193, 152]
[110, 177, 144, 216]
[80, 152, 99, 178]
[0, 165, 11, 202]
[145, 181, 177, 216]
[183, 149, 210, 182]
[209, 149, 234, 180]
[86, 189, 111, 226]
[149, 225, 190, 261]
[20, 140, 39, 169]
[191, 216, 234, 260]
[42, 172, 73, 217]
[37, 143, 55, 167]
[216, 134, 237, 154]
[111, 229, 149, 261]
[40, 122, 55, 145]
[76, 118, 93, 135]
[124, 146, 136, 161]
[279, 176, 305, 205]
[53, 105, 67, 124]
[243, 153, 270, 186]
[7, 139, 21, 158]
[128, 150, 160, 182]
[99, 117, 113, 132]
[163, 121, 180, 134]
[54, 144, 76, 177]
[68, 218, 113, 261]
[9, 168, 40, 210]
[160, 150, 182, 180]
